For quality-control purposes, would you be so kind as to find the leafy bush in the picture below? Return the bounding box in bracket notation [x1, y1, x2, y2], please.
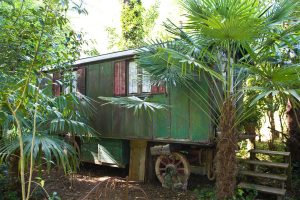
[193, 185, 216, 200]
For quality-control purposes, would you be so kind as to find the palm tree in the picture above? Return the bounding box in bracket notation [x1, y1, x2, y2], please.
[136, 0, 300, 199]
[0, 77, 97, 199]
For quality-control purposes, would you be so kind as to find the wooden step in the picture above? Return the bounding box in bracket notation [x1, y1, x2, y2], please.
[238, 182, 286, 196]
[239, 170, 287, 181]
[244, 160, 289, 168]
[249, 149, 290, 157]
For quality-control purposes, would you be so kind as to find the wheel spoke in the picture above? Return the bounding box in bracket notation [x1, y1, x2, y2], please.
[174, 160, 182, 167]
[160, 159, 168, 166]
[155, 152, 190, 186]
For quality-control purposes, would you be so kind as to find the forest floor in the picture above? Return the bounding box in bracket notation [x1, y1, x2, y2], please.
[40, 163, 203, 200]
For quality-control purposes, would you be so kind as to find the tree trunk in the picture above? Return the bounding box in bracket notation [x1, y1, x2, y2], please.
[216, 99, 238, 200]
[267, 110, 276, 150]
[267, 94, 277, 150]
[286, 99, 300, 163]
[244, 122, 256, 149]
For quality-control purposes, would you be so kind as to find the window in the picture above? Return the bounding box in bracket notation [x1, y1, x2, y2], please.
[114, 60, 165, 96]
[128, 61, 151, 94]
[63, 71, 78, 94]
[52, 67, 86, 96]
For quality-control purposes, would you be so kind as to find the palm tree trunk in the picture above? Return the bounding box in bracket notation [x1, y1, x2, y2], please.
[216, 98, 238, 200]
[286, 99, 300, 163]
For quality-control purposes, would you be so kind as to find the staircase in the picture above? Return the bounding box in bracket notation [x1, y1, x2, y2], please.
[238, 149, 291, 200]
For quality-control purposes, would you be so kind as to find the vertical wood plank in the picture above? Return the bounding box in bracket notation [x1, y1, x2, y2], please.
[128, 140, 147, 181]
[77, 67, 86, 95]
[170, 85, 189, 139]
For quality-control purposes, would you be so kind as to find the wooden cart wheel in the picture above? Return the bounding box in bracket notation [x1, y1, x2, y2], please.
[155, 152, 190, 189]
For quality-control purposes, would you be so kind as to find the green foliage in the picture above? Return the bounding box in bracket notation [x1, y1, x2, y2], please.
[193, 186, 257, 200]
[137, 0, 300, 199]
[48, 192, 61, 200]
[0, 164, 19, 200]
[0, 0, 86, 74]
[107, 0, 160, 50]
[0, 85, 96, 172]
[99, 96, 166, 116]
[0, 0, 95, 199]
[121, 0, 144, 48]
[193, 186, 216, 199]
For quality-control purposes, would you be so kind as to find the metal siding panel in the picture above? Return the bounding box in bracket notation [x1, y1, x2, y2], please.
[170, 85, 189, 139]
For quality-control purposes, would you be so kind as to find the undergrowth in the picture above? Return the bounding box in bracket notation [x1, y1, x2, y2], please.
[193, 185, 257, 200]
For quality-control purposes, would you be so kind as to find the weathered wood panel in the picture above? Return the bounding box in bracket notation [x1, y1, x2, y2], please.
[98, 62, 113, 135]
[86, 62, 114, 136]
[134, 111, 152, 139]
[151, 95, 171, 139]
[77, 67, 86, 95]
[128, 140, 147, 181]
[170, 85, 190, 139]
[189, 80, 212, 141]
[86, 64, 102, 132]
[85, 58, 213, 144]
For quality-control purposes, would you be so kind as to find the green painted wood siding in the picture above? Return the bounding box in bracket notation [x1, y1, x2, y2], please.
[85, 59, 213, 144]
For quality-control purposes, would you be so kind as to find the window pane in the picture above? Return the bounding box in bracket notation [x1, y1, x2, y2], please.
[63, 71, 77, 94]
[142, 70, 151, 93]
[128, 61, 138, 94]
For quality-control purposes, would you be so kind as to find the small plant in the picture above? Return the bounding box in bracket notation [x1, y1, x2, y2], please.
[231, 188, 257, 200]
[193, 185, 216, 200]
[48, 192, 61, 200]
[193, 186, 257, 200]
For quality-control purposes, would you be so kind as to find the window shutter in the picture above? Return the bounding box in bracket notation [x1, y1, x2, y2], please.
[52, 72, 61, 96]
[151, 83, 166, 94]
[151, 85, 159, 93]
[158, 85, 166, 93]
[114, 61, 126, 96]
[77, 67, 86, 95]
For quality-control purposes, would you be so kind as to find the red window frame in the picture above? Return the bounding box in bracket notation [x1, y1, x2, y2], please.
[114, 59, 165, 96]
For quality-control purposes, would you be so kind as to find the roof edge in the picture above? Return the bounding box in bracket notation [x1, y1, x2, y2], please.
[74, 49, 139, 66]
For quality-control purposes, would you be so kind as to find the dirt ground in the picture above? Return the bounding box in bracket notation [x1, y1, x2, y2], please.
[40, 163, 205, 200]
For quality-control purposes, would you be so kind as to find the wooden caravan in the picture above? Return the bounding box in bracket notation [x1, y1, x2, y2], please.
[67, 49, 217, 188]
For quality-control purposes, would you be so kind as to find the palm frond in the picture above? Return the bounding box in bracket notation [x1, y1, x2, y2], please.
[0, 134, 78, 172]
[99, 96, 167, 115]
